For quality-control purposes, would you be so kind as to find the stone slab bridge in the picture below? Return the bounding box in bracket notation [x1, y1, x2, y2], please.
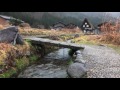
[24, 37, 85, 55]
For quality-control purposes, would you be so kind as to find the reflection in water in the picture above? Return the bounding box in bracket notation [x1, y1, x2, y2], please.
[17, 40, 75, 78]
[18, 48, 72, 78]
[43, 48, 71, 61]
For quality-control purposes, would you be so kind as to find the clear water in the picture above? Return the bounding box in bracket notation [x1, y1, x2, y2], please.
[43, 48, 71, 61]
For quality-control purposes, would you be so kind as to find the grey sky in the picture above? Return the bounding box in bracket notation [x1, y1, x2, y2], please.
[109, 12, 120, 17]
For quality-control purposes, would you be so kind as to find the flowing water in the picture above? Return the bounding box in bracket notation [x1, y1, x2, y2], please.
[18, 48, 72, 78]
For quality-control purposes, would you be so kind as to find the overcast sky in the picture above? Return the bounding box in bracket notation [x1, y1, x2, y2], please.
[82, 12, 120, 17]
[107, 12, 120, 17]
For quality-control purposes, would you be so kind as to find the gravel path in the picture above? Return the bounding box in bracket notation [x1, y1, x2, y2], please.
[81, 44, 120, 78]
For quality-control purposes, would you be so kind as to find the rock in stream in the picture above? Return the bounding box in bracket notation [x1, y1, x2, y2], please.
[18, 63, 68, 78]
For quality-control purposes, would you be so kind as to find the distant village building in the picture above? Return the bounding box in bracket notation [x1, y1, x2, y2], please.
[52, 22, 66, 30]
[37, 25, 45, 29]
[51, 22, 79, 30]
[81, 18, 95, 34]
[19, 23, 31, 28]
[66, 23, 78, 29]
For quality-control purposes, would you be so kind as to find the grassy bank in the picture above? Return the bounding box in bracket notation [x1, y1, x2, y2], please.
[0, 39, 61, 78]
[72, 35, 100, 45]
[0, 55, 39, 78]
[72, 34, 120, 55]
[0, 40, 39, 78]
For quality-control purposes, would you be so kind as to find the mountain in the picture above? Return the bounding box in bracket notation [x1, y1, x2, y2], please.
[0, 12, 116, 28]
[0, 12, 83, 28]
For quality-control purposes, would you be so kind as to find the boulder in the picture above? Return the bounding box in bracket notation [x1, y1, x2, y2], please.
[74, 50, 86, 64]
[0, 69, 3, 74]
[74, 59, 86, 65]
[74, 34, 80, 38]
[75, 50, 82, 54]
[16, 33, 24, 45]
[0, 26, 24, 45]
[67, 63, 87, 78]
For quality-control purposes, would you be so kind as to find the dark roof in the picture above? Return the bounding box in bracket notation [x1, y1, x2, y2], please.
[81, 18, 95, 29]
[66, 23, 77, 26]
[53, 22, 66, 26]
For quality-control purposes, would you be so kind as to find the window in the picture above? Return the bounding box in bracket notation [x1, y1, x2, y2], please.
[85, 23, 87, 25]
[86, 25, 89, 27]
[83, 25, 85, 27]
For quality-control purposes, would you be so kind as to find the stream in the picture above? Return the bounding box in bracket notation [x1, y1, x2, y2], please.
[18, 40, 73, 78]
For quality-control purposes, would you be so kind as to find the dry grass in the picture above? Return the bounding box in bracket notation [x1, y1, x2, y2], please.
[99, 33, 120, 45]
[72, 35, 99, 45]
[19, 27, 82, 36]
[0, 25, 4, 30]
[73, 32, 120, 46]
[0, 42, 30, 72]
[0, 25, 12, 30]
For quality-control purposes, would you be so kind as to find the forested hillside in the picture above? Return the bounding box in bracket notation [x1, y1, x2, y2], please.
[0, 12, 107, 28]
[0, 12, 82, 28]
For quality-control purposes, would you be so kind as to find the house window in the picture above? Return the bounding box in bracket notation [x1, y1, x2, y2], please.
[83, 25, 85, 27]
[84, 30, 86, 33]
[85, 23, 87, 25]
[86, 25, 89, 27]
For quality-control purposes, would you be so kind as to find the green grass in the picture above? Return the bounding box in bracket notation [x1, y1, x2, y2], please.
[71, 35, 99, 45]
[15, 57, 29, 70]
[0, 55, 30, 78]
[57, 34, 76, 41]
[0, 68, 17, 78]
[25, 39, 32, 45]
[29, 55, 39, 64]
[0, 55, 39, 78]
[67, 58, 74, 65]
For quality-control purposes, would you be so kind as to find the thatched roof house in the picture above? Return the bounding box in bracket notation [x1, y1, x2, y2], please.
[66, 23, 77, 29]
[81, 18, 95, 31]
[52, 22, 66, 30]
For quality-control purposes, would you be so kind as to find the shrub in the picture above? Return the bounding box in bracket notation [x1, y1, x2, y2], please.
[0, 42, 30, 71]
[99, 33, 120, 45]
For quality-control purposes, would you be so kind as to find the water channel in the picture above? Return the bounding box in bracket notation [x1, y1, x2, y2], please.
[18, 40, 74, 78]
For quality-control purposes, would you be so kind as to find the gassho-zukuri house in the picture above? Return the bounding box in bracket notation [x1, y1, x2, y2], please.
[81, 18, 95, 34]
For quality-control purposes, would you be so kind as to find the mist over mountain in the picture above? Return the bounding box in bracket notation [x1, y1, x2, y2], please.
[109, 12, 120, 17]
[0, 12, 118, 28]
